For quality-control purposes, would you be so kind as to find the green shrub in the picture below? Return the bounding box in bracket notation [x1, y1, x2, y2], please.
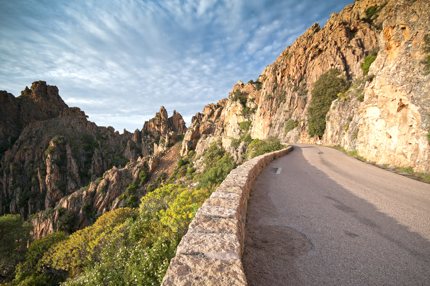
[56, 208, 77, 234]
[242, 106, 256, 117]
[198, 144, 235, 189]
[42, 208, 138, 278]
[423, 34, 430, 75]
[169, 153, 195, 184]
[231, 138, 241, 149]
[239, 121, 251, 133]
[13, 232, 67, 285]
[361, 52, 378, 75]
[0, 214, 31, 281]
[55, 185, 208, 286]
[365, 6, 379, 20]
[232, 90, 247, 107]
[248, 80, 262, 90]
[279, 90, 287, 103]
[308, 69, 350, 138]
[284, 119, 299, 134]
[119, 183, 139, 208]
[246, 138, 283, 159]
[138, 163, 150, 186]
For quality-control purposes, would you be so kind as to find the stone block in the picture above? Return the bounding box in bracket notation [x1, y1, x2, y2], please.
[176, 232, 241, 261]
[162, 254, 247, 286]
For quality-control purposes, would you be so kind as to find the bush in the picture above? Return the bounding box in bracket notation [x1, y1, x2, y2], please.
[57, 208, 77, 234]
[284, 119, 299, 134]
[365, 6, 379, 20]
[196, 143, 235, 189]
[198, 154, 235, 189]
[239, 121, 251, 133]
[307, 69, 350, 138]
[423, 34, 430, 75]
[231, 90, 247, 107]
[138, 163, 150, 186]
[246, 138, 283, 159]
[41, 208, 138, 278]
[279, 90, 287, 103]
[119, 183, 139, 208]
[58, 185, 208, 286]
[13, 232, 67, 285]
[0, 214, 31, 281]
[361, 52, 378, 75]
[248, 80, 262, 90]
[169, 153, 195, 184]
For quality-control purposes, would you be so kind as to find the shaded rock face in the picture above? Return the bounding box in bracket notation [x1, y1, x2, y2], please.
[31, 142, 183, 239]
[0, 104, 131, 217]
[182, 0, 430, 172]
[31, 159, 141, 238]
[0, 82, 187, 222]
[0, 81, 67, 157]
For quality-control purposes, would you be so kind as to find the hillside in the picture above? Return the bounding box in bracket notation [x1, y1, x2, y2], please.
[1, 0, 429, 284]
[181, 0, 430, 174]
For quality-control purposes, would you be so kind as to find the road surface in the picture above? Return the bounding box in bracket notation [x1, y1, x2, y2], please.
[243, 145, 430, 286]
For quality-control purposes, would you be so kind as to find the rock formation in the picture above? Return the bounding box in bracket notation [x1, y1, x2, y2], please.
[2, 0, 429, 239]
[181, 0, 430, 173]
[0, 82, 187, 233]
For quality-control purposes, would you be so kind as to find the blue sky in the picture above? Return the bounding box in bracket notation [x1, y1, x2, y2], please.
[0, 0, 352, 132]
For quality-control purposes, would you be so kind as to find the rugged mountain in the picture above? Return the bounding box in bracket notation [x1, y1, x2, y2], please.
[181, 0, 430, 173]
[0, 82, 186, 223]
[0, 81, 67, 156]
[31, 142, 184, 239]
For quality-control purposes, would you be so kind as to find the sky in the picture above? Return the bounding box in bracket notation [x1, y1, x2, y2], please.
[0, 0, 352, 132]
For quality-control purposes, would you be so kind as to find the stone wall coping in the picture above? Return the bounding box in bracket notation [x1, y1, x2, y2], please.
[162, 146, 294, 286]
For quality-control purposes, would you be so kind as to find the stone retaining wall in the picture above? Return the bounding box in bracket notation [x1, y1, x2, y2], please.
[162, 146, 294, 286]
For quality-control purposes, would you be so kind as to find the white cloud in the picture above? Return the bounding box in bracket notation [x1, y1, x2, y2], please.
[0, 0, 353, 131]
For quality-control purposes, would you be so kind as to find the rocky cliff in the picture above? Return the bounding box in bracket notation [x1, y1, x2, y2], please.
[0, 82, 186, 232]
[181, 0, 430, 173]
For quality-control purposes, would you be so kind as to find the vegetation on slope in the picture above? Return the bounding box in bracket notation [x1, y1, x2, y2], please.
[423, 34, 430, 75]
[246, 138, 283, 159]
[284, 119, 299, 134]
[361, 51, 378, 75]
[307, 69, 350, 138]
[3, 133, 286, 286]
[7, 186, 207, 286]
[0, 215, 30, 283]
[197, 143, 236, 190]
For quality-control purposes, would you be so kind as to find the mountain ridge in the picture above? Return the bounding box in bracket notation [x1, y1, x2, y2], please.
[180, 0, 430, 173]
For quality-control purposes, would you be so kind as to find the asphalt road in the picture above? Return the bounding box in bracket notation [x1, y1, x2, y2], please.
[243, 145, 430, 286]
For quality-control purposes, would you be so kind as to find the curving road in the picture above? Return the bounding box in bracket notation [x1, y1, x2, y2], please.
[243, 145, 430, 286]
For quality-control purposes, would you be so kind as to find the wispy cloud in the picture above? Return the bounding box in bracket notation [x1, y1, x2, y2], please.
[0, 0, 352, 131]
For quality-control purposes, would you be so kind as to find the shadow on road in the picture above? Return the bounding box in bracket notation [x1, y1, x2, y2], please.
[242, 146, 430, 286]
